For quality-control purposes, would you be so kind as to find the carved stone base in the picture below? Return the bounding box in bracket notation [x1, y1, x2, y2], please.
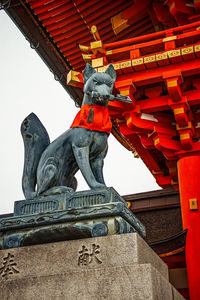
[0, 233, 184, 299]
[0, 188, 145, 249]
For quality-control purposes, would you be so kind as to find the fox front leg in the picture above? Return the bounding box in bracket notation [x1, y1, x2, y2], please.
[90, 144, 108, 185]
[72, 145, 105, 189]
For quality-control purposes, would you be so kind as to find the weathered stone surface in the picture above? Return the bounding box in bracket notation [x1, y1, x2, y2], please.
[0, 233, 184, 299]
[0, 264, 183, 300]
[0, 233, 167, 280]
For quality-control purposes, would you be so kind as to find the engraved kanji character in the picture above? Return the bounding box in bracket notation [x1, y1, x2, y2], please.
[0, 252, 19, 279]
[78, 243, 102, 266]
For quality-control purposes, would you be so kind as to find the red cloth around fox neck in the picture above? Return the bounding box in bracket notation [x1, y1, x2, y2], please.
[70, 104, 112, 134]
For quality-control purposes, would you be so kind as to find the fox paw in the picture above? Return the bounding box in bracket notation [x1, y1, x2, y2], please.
[39, 186, 74, 197]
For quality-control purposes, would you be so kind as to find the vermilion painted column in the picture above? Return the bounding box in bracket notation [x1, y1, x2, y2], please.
[178, 155, 200, 300]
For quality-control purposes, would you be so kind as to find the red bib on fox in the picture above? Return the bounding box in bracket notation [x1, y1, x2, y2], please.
[70, 104, 112, 134]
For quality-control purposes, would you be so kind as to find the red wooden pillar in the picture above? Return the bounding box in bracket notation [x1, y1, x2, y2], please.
[178, 155, 200, 300]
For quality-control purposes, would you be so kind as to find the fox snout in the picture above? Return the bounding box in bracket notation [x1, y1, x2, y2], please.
[86, 86, 111, 101]
[93, 84, 112, 100]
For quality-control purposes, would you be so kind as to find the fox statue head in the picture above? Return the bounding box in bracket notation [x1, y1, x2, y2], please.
[82, 63, 117, 106]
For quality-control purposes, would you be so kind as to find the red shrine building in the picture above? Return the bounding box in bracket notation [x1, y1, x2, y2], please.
[1, 0, 200, 298]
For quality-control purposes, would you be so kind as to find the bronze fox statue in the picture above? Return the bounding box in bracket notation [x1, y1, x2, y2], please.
[21, 64, 117, 199]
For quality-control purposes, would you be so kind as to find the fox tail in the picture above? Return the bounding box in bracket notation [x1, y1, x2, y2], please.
[21, 113, 50, 199]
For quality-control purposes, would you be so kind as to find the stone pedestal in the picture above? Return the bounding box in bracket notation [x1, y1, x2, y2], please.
[0, 233, 184, 299]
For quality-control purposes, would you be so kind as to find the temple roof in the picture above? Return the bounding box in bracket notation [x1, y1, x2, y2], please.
[2, 0, 198, 105]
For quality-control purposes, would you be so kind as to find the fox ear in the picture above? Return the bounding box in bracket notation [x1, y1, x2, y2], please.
[105, 64, 116, 82]
[83, 63, 96, 83]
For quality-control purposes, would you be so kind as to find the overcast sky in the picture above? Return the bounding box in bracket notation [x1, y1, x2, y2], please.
[0, 11, 160, 214]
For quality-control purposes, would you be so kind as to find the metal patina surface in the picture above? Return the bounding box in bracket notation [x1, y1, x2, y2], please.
[0, 188, 145, 250]
[21, 64, 119, 198]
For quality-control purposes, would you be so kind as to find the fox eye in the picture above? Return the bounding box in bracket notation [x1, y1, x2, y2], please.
[93, 79, 101, 85]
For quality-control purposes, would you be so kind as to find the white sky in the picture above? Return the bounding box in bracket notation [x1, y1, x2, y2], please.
[0, 11, 160, 214]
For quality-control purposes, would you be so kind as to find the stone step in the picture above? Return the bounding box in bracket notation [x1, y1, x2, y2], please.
[0, 264, 184, 300]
